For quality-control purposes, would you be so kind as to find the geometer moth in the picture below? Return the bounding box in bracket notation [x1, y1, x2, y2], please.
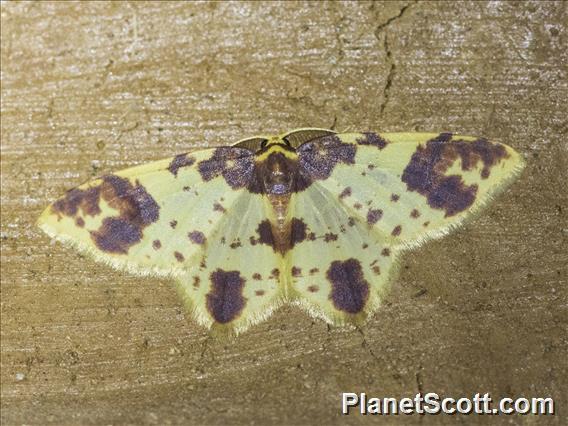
[38, 129, 524, 335]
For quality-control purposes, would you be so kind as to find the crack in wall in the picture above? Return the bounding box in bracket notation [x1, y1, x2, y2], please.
[374, 3, 414, 118]
[374, 3, 413, 38]
[356, 327, 381, 364]
[379, 35, 396, 117]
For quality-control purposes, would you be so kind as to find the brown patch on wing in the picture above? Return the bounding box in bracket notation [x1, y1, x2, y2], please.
[291, 266, 302, 277]
[327, 258, 370, 314]
[372, 266, 381, 275]
[391, 225, 402, 236]
[75, 217, 85, 227]
[324, 232, 338, 242]
[250, 219, 276, 249]
[391, 193, 400, 202]
[252, 273, 262, 280]
[356, 132, 388, 150]
[410, 209, 421, 218]
[206, 269, 247, 324]
[255, 290, 265, 296]
[193, 276, 200, 288]
[402, 133, 509, 217]
[250, 217, 311, 254]
[366, 208, 383, 225]
[52, 186, 101, 218]
[297, 135, 356, 186]
[174, 251, 184, 262]
[307, 285, 319, 293]
[213, 202, 226, 213]
[91, 218, 142, 254]
[198, 147, 255, 189]
[152, 239, 161, 250]
[269, 268, 280, 280]
[188, 230, 206, 245]
[290, 218, 308, 248]
[230, 239, 242, 249]
[381, 248, 391, 257]
[339, 187, 352, 199]
[168, 154, 195, 176]
[170, 220, 177, 229]
[90, 175, 160, 254]
[309, 268, 319, 275]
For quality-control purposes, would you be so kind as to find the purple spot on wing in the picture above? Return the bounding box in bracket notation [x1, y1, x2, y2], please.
[356, 132, 388, 150]
[188, 230, 206, 245]
[198, 147, 255, 189]
[52, 187, 101, 218]
[91, 217, 142, 254]
[206, 269, 247, 323]
[327, 258, 369, 314]
[366, 208, 383, 224]
[250, 220, 276, 250]
[168, 154, 195, 176]
[291, 218, 308, 248]
[86, 175, 160, 254]
[297, 135, 356, 184]
[402, 134, 508, 217]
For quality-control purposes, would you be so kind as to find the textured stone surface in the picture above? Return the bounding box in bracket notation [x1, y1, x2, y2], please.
[1, 1, 566, 424]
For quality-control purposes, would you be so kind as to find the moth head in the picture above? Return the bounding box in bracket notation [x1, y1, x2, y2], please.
[262, 151, 295, 195]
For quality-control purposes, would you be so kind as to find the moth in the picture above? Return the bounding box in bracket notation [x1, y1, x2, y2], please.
[38, 129, 524, 334]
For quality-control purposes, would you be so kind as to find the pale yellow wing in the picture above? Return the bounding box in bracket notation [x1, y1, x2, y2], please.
[288, 132, 524, 324]
[286, 185, 397, 325]
[38, 146, 284, 334]
[176, 193, 284, 335]
[300, 132, 525, 249]
[38, 147, 258, 278]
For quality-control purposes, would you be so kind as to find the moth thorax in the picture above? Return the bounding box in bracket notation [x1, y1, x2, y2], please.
[263, 152, 296, 195]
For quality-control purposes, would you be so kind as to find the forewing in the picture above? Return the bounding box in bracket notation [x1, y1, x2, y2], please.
[37, 147, 256, 277]
[298, 132, 524, 249]
[39, 146, 284, 334]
